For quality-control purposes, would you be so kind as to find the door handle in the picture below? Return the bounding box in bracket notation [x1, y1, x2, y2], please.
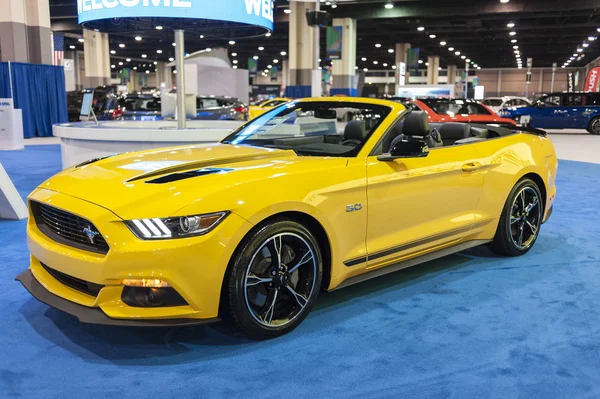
[462, 162, 481, 172]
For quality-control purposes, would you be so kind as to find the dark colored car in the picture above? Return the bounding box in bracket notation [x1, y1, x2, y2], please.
[497, 92, 600, 134]
[195, 96, 247, 121]
[117, 95, 162, 121]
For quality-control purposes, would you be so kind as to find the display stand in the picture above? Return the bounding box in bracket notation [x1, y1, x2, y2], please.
[0, 99, 24, 150]
[0, 162, 27, 220]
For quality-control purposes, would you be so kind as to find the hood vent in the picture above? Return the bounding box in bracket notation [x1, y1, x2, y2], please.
[145, 168, 233, 184]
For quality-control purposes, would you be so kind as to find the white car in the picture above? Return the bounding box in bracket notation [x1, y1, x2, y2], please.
[482, 96, 532, 113]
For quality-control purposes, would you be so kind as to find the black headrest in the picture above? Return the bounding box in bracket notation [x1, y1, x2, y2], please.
[402, 111, 430, 136]
[344, 120, 366, 141]
[438, 123, 471, 139]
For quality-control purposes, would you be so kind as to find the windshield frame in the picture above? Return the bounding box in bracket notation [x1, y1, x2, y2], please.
[221, 100, 396, 158]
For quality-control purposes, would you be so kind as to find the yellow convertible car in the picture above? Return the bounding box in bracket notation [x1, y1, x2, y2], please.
[17, 98, 557, 339]
[247, 97, 291, 120]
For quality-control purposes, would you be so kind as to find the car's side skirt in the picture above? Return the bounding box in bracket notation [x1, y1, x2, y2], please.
[332, 239, 491, 291]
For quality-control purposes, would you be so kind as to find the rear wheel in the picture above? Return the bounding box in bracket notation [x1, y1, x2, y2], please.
[490, 178, 543, 256]
[226, 219, 322, 339]
[587, 117, 600, 135]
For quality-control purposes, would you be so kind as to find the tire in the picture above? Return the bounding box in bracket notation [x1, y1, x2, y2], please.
[226, 219, 323, 339]
[490, 178, 543, 256]
[587, 117, 600, 135]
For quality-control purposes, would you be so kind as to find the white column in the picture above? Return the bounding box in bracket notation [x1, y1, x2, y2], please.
[427, 56, 440, 84]
[83, 29, 111, 86]
[331, 18, 357, 96]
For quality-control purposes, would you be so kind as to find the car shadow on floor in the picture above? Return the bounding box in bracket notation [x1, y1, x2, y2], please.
[17, 240, 560, 366]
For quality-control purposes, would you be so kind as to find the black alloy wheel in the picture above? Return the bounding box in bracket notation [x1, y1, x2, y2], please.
[226, 219, 322, 339]
[490, 178, 543, 256]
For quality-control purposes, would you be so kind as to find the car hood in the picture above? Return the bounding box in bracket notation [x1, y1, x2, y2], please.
[38, 144, 343, 220]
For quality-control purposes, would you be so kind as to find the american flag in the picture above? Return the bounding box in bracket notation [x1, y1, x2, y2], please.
[53, 34, 65, 66]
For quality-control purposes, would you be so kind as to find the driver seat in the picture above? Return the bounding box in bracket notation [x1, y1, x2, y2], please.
[388, 111, 442, 151]
[342, 120, 366, 146]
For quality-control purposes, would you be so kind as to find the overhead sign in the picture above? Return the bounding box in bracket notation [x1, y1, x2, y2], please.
[77, 0, 274, 32]
[584, 67, 600, 92]
[326, 26, 343, 60]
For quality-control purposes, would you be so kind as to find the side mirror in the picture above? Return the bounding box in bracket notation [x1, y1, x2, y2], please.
[535, 102, 545, 109]
[378, 139, 430, 161]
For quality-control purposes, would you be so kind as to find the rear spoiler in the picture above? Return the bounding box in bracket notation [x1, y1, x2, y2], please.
[514, 125, 547, 137]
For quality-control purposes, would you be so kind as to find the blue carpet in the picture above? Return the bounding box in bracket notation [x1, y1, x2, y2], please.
[1, 145, 599, 398]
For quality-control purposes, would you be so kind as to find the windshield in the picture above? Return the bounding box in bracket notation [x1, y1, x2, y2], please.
[222, 101, 392, 157]
[482, 99, 503, 107]
[421, 99, 492, 116]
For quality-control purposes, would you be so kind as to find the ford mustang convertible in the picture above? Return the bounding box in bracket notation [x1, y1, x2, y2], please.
[17, 98, 557, 339]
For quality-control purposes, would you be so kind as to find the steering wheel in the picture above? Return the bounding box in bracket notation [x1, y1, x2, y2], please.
[341, 139, 362, 147]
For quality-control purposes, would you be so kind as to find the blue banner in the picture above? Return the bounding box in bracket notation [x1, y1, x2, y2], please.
[78, 0, 274, 32]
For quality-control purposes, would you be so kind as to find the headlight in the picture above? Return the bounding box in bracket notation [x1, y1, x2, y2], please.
[125, 211, 229, 239]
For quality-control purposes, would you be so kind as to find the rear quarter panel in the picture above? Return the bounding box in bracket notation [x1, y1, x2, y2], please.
[468, 133, 556, 239]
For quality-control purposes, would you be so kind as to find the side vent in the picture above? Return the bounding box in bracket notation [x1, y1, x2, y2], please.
[145, 168, 233, 184]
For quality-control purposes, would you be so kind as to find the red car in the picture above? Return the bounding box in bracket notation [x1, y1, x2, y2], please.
[409, 98, 517, 126]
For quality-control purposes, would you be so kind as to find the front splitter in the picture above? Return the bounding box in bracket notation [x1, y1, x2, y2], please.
[16, 269, 220, 328]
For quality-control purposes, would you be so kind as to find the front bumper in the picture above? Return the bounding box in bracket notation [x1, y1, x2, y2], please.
[16, 269, 219, 327]
[22, 188, 253, 324]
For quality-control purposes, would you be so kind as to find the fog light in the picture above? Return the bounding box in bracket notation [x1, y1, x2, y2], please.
[122, 278, 170, 288]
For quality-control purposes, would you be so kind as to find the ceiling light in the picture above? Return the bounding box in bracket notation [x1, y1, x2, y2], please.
[511, 39, 517, 43]
[455, 51, 461, 55]
[466, 58, 471, 62]
[155, 26, 163, 30]
[583, 43, 590, 48]
[229, 41, 235, 45]
[206, 48, 212, 52]
[69, 45, 75, 49]
[418, 59, 423, 64]
[577, 48, 583, 52]
[266, 32, 271, 37]
[363, 68, 369, 72]
[392, 65, 397, 69]
[383, 63, 388, 67]
[331, 4, 337, 8]
[233, 60, 238, 64]
[513, 45, 519, 49]
[119, 44, 125, 48]
[448, 47, 454, 51]
[507, 22, 515, 28]
[111, 65, 115, 69]
[375, 43, 381, 48]
[110, 50, 116, 54]
[253, 56, 259, 60]
[169, 57, 174, 62]
[284, 9, 291, 14]
[361, 57, 367, 61]
[425, 62, 429, 66]
[417, 26, 425, 31]
[477, 66, 481, 69]
[135, 36, 142, 41]
[141, 54, 147, 58]
[126, 58, 131, 62]
[133, 67, 137, 70]
[373, 61, 378, 64]
[429, 34, 436, 39]
[156, 49, 162, 54]
[385, 3, 394, 9]
[388, 49, 394, 53]
[258, 46, 265, 51]
[233, 65, 238, 69]
[273, 59, 279, 63]
[573, 53, 578, 56]
[232, 52, 237, 56]
[438, 67, 442, 71]
[500, 0, 509, 3]
[281, 51, 287, 56]
[78, 38, 84, 43]
[354, 66, 358, 70]
[509, 31, 516, 36]
[461, 55, 466, 59]
[589, 36, 597, 41]
[440, 41, 446, 46]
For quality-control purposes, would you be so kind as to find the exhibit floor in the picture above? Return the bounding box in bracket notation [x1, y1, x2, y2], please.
[1, 141, 600, 398]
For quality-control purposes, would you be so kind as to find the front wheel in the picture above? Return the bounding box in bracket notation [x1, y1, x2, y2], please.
[226, 219, 322, 339]
[490, 179, 543, 256]
[587, 117, 600, 135]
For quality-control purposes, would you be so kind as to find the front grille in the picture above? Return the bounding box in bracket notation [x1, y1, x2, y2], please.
[31, 201, 109, 255]
[41, 262, 104, 297]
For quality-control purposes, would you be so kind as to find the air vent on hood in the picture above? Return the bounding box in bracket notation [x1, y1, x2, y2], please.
[145, 168, 233, 184]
